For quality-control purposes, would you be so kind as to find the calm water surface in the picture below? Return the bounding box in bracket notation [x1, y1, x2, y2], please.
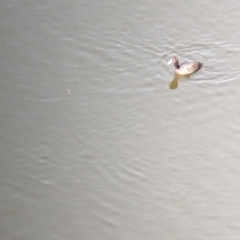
[1, 0, 240, 239]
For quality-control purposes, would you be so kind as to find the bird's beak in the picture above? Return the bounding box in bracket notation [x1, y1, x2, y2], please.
[167, 59, 172, 65]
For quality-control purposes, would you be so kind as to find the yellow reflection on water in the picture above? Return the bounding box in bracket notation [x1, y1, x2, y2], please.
[168, 73, 191, 90]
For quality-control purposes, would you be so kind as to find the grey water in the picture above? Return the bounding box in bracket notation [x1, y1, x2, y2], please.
[1, 0, 240, 239]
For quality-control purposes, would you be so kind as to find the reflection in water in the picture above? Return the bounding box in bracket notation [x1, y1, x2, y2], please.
[168, 73, 190, 90]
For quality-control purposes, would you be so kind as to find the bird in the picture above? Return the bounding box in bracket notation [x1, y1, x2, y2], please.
[167, 57, 203, 75]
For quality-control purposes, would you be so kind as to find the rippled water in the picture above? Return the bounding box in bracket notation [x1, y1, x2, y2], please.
[1, 0, 240, 239]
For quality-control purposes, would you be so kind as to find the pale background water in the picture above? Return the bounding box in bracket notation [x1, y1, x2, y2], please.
[1, 0, 240, 239]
